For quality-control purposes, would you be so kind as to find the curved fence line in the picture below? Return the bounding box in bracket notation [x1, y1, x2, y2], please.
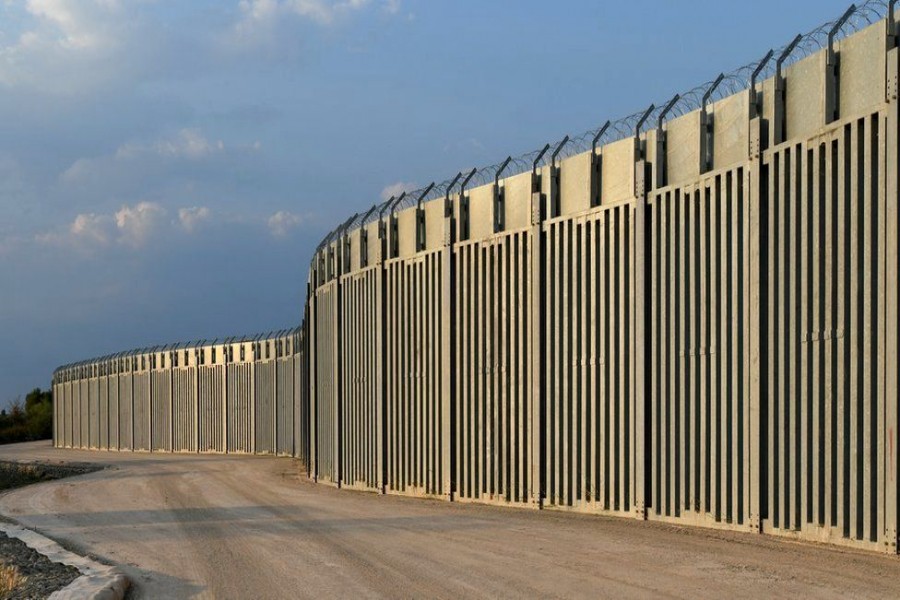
[55, 6, 900, 555]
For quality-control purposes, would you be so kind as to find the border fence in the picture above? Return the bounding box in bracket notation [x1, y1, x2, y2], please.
[54, 2, 900, 553]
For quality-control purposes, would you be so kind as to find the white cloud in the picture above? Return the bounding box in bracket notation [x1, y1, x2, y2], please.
[115, 129, 225, 161]
[267, 210, 304, 237]
[36, 201, 168, 249]
[71, 212, 115, 245]
[62, 129, 227, 185]
[0, 0, 135, 92]
[178, 206, 211, 233]
[115, 202, 166, 248]
[380, 180, 417, 202]
[24, 0, 119, 50]
[35, 211, 114, 248]
[233, 0, 400, 44]
[239, 0, 371, 27]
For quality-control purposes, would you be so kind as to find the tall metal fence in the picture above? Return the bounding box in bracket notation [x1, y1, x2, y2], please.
[304, 5, 900, 552]
[52, 329, 309, 465]
[54, 3, 900, 554]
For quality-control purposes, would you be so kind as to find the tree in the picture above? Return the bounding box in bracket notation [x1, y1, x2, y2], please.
[0, 388, 53, 444]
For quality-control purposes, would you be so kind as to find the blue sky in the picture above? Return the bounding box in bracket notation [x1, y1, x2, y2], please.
[0, 0, 859, 404]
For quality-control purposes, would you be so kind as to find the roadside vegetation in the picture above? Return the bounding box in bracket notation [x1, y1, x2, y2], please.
[0, 562, 27, 596]
[0, 390, 53, 445]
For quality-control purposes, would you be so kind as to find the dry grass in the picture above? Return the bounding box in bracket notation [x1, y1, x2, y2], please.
[0, 562, 27, 595]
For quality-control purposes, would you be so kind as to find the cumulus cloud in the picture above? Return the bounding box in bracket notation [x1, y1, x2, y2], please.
[35, 211, 114, 248]
[380, 181, 417, 202]
[115, 202, 166, 248]
[0, 0, 138, 92]
[70, 212, 115, 245]
[35, 201, 169, 249]
[267, 210, 304, 237]
[178, 206, 211, 233]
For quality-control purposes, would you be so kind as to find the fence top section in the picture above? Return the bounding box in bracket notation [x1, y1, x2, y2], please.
[310, 1, 896, 286]
[53, 325, 304, 383]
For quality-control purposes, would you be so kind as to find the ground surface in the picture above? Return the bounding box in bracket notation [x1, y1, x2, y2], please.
[0, 442, 898, 599]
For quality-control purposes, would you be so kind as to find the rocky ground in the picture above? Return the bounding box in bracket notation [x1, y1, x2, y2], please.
[0, 460, 100, 599]
[0, 534, 79, 599]
[0, 461, 100, 492]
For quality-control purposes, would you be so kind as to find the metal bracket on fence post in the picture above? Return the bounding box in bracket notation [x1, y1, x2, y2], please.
[591, 121, 611, 207]
[443, 173, 463, 219]
[537, 140, 557, 218]
[459, 168, 476, 241]
[889, 0, 899, 49]
[700, 73, 725, 174]
[389, 193, 406, 259]
[377, 196, 393, 265]
[653, 96, 678, 190]
[826, 5, 857, 124]
[632, 105, 655, 200]
[442, 172, 463, 246]
[775, 34, 803, 145]
[750, 50, 774, 121]
[493, 157, 513, 233]
[359, 204, 378, 268]
[415, 183, 435, 252]
[339, 213, 358, 276]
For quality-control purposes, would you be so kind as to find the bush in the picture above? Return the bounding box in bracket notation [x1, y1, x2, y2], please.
[0, 389, 54, 445]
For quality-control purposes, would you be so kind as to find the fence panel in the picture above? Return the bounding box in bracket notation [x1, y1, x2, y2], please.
[99, 375, 109, 450]
[294, 340, 309, 466]
[199, 365, 224, 452]
[255, 360, 276, 454]
[384, 252, 446, 497]
[172, 368, 195, 452]
[133, 370, 150, 451]
[88, 377, 99, 449]
[151, 370, 172, 452]
[544, 202, 640, 516]
[227, 363, 253, 453]
[315, 282, 339, 484]
[455, 230, 533, 505]
[341, 267, 382, 491]
[763, 111, 888, 551]
[648, 167, 754, 530]
[108, 374, 119, 450]
[276, 354, 294, 456]
[77, 379, 88, 448]
[118, 373, 133, 450]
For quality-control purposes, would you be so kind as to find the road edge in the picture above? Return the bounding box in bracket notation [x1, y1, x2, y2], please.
[0, 522, 130, 600]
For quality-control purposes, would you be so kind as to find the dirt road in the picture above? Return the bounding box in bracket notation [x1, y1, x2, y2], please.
[0, 441, 897, 598]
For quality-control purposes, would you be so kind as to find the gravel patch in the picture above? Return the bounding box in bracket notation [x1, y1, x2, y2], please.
[0, 532, 79, 599]
[0, 461, 101, 492]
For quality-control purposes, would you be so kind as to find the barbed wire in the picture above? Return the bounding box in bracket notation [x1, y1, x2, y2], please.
[53, 326, 303, 375]
[310, 2, 892, 252]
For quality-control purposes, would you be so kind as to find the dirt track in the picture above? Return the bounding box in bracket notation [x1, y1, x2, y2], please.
[0, 441, 898, 598]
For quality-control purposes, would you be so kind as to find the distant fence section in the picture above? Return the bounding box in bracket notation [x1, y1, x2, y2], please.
[53, 329, 309, 466]
[55, 5, 900, 554]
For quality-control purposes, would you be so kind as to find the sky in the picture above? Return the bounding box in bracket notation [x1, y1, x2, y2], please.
[0, 0, 861, 404]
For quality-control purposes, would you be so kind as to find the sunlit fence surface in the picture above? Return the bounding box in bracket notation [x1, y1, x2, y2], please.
[55, 3, 900, 553]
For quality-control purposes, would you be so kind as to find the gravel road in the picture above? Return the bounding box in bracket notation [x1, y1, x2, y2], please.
[0, 441, 898, 599]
